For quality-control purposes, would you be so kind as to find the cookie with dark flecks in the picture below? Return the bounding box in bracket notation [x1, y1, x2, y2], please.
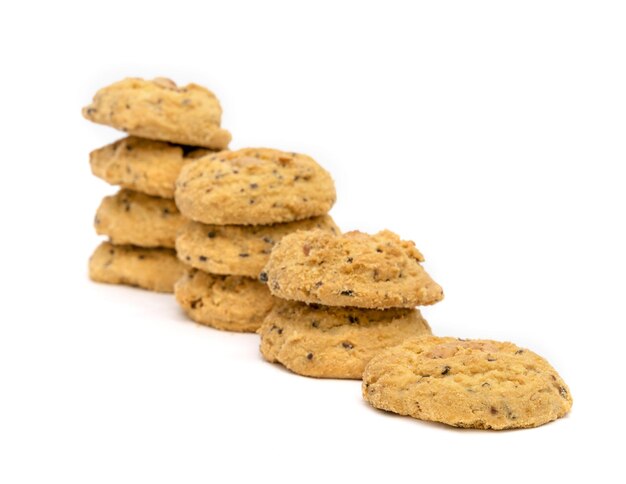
[95, 189, 185, 248]
[174, 268, 276, 333]
[89, 242, 185, 293]
[82, 77, 231, 149]
[90, 136, 212, 198]
[258, 299, 431, 379]
[261, 229, 443, 309]
[362, 336, 573, 430]
[176, 215, 339, 277]
[175, 148, 336, 225]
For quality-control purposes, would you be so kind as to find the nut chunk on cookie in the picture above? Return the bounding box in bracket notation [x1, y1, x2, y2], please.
[175, 148, 336, 225]
[258, 300, 432, 379]
[362, 336, 573, 429]
[262, 229, 443, 309]
[82, 77, 231, 149]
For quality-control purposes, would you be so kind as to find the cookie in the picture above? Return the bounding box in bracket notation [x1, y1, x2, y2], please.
[89, 242, 185, 293]
[176, 215, 339, 278]
[262, 230, 443, 309]
[94, 189, 185, 248]
[362, 336, 573, 429]
[82, 77, 231, 149]
[258, 300, 432, 379]
[175, 148, 336, 225]
[174, 268, 276, 333]
[90, 136, 212, 198]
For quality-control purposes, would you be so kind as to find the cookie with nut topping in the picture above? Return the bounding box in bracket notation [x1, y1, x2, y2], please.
[362, 336, 573, 429]
[176, 215, 339, 278]
[258, 299, 431, 379]
[82, 77, 231, 149]
[261, 229, 443, 309]
[175, 148, 336, 225]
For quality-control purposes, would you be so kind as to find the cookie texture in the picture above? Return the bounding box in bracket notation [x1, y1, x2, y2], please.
[258, 300, 432, 379]
[82, 77, 231, 149]
[89, 242, 185, 293]
[176, 215, 339, 277]
[362, 336, 573, 430]
[262, 230, 443, 309]
[90, 136, 211, 198]
[174, 268, 276, 332]
[95, 189, 185, 248]
[175, 148, 336, 225]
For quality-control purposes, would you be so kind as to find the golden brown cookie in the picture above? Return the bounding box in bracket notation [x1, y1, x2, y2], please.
[89, 242, 185, 293]
[82, 77, 231, 149]
[176, 216, 339, 278]
[175, 148, 336, 225]
[90, 136, 212, 198]
[262, 230, 443, 309]
[174, 268, 276, 333]
[258, 300, 432, 379]
[362, 336, 573, 429]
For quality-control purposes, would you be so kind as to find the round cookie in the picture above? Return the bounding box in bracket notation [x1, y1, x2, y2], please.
[176, 215, 339, 278]
[90, 136, 212, 198]
[95, 189, 185, 248]
[82, 77, 231, 149]
[89, 242, 185, 293]
[175, 148, 336, 225]
[174, 268, 276, 333]
[362, 336, 573, 430]
[258, 300, 432, 379]
[262, 229, 443, 309]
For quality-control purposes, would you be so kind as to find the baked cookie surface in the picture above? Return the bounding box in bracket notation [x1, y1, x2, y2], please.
[95, 189, 185, 248]
[258, 300, 431, 379]
[90, 136, 211, 198]
[174, 268, 276, 333]
[89, 242, 184, 293]
[175, 148, 336, 225]
[82, 77, 231, 149]
[176, 215, 339, 277]
[262, 230, 443, 309]
[362, 336, 573, 429]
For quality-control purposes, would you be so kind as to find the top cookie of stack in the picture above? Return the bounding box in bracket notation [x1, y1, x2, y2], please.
[84, 77, 231, 293]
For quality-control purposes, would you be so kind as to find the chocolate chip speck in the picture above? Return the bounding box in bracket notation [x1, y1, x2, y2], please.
[342, 342, 354, 350]
[441, 366, 451, 375]
[346, 257, 353, 263]
[348, 315, 359, 324]
[259, 272, 268, 283]
[199, 256, 208, 262]
[207, 231, 216, 238]
[306, 353, 313, 360]
[340, 290, 354, 297]
[239, 253, 250, 258]
[490, 406, 498, 415]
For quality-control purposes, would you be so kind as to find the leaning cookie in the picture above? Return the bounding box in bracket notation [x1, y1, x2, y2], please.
[174, 268, 276, 333]
[362, 336, 573, 430]
[95, 189, 185, 248]
[90, 136, 212, 198]
[258, 300, 432, 379]
[262, 229, 443, 309]
[82, 77, 231, 149]
[89, 242, 185, 293]
[175, 148, 336, 225]
[176, 215, 339, 277]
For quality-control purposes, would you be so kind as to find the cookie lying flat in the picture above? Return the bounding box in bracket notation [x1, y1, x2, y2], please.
[95, 189, 185, 248]
[174, 268, 276, 333]
[362, 336, 573, 430]
[90, 136, 211, 198]
[89, 242, 185, 293]
[258, 300, 432, 379]
[175, 148, 336, 225]
[82, 77, 231, 149]
[176, 215, 339, 278]
[262, 230, 443, 309]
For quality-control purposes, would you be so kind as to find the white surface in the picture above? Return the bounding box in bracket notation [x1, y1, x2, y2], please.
[1, 1, 624, 482]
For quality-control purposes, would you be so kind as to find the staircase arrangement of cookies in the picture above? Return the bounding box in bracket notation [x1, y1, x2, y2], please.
[83, 77, 573, 431]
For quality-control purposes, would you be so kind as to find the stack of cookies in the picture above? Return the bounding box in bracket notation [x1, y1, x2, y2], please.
[83, 77, 230, 292]
[173, 148, 339, 332]
[258, 229, 444, 379]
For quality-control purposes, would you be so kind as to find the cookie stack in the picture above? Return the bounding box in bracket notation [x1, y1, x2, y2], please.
[173, 148, 339, 332]
[258, 229, 444, 378]
[83, 77, 230, 292]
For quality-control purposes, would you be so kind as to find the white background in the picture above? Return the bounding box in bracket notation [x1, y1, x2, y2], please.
[1, 1, 624, 482]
